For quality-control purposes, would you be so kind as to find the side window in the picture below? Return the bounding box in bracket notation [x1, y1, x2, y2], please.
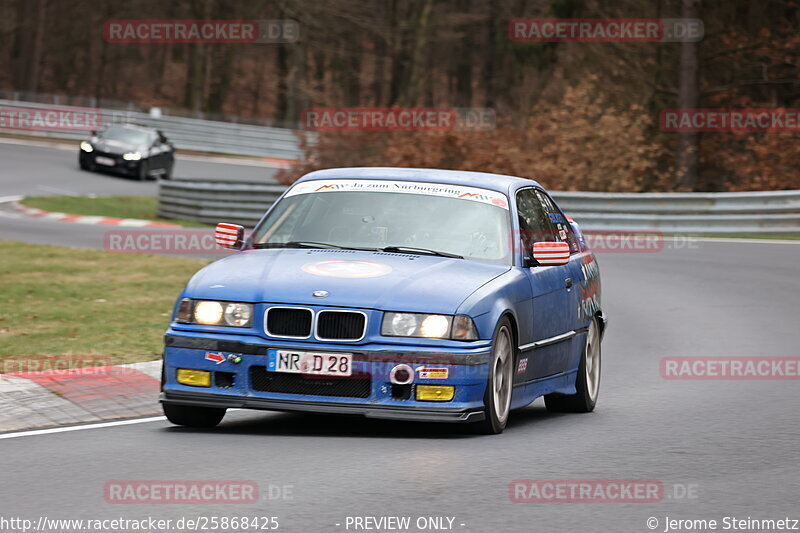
[536, 190, 580, 254]
[516, 189, 557, 258]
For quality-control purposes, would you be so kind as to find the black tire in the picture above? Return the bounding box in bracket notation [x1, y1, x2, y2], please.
[137, 160, 149, 181]
[79, 156, 94, 172]
[475, 317, 515, 434]
[544, 317, 601, 413]
[163, 403, 226, 428]
[162, 160, 174, 180]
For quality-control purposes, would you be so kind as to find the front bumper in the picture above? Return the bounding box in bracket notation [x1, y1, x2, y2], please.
[161, 333, 492, 423]
[161, 390, 484, 422]
[79, 151, 143, 175]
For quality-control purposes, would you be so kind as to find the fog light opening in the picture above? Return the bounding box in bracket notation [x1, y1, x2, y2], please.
[416, 385, 455, 402]
[389, 364, 414, 385]
[176, 368, 211, 388]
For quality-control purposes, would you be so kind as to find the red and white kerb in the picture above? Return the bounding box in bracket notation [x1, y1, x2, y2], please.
[532, 241, 570, 265]
[215, 223, 242, 247]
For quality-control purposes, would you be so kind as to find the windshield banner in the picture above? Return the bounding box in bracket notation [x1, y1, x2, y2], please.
[285, 179, 510, 210]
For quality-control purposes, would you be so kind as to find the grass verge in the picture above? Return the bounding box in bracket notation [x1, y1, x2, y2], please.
[0, 240, 208, 365]
[20, 195, 209, 228]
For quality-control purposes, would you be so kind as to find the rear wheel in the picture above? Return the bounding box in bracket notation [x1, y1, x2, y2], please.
[163, 403, 226, 428]
[544, 317, 600, 413]
[475, 318, 515, 434]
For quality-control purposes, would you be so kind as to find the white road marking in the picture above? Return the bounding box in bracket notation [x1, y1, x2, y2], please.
[0, 195, 23, 203]
[0, 416, 166, 440]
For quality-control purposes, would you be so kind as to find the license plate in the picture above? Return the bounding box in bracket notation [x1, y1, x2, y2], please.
[267, 349, 352, 377]
[95, 156, 116, 166]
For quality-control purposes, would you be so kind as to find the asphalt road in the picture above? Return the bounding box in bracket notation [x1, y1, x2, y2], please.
[0, 139, 280, 198]
[1, 239, 799, 532]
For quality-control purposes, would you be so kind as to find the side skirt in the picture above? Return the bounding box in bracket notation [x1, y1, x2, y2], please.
[509, 369, 578, 410]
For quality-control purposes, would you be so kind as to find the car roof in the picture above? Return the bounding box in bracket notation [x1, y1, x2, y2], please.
[296, 167, 541, 194]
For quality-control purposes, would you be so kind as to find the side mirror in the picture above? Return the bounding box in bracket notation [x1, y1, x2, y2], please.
[215, 223, 244, 248]
[532, 241, 570, 266]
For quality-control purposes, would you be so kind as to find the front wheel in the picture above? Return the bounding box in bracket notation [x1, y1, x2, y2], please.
[79, 156, 94, 172]
[137, 161, 149, 181]
[163, 403, 226, 428]
[544, 317, 601, 413]
[162, 159, 174, 180]
[475, 318, 515, 434]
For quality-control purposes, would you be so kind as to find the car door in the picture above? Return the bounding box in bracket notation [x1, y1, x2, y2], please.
[536, 190, 587, 372]
[515, 188, 575, 381]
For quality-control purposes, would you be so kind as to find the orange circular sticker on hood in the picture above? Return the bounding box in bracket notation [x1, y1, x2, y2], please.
[301, 260, 393, 278]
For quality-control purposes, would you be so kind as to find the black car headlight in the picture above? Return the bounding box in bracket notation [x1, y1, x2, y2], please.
[381, 312, 478, 340]
[175, 298, 253, 327]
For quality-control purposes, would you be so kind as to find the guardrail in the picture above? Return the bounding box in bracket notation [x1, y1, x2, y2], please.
[0, 99, 304, 160]
[157, 180, 288, 226]
[157, 180, 800, 234]
[552, 190, 800, 234]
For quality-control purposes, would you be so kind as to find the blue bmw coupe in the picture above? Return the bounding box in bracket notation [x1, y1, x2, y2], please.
[160, 167, 607, 434]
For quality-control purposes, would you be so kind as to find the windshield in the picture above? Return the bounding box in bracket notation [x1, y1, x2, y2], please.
[100, 126, 152, 146]
[251, 180, 512, 264]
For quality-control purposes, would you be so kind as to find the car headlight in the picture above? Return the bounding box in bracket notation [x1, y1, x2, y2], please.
[175, 298, 253, 327]
[123, 152, 142, 160]
[381, 312, 478, 340]
[80, 141, 93, 152]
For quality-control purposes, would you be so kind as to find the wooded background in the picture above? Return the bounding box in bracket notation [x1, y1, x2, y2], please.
[2, 0, 798, 191]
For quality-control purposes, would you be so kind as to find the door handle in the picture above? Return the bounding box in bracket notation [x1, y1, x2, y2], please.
[565, 277, 573, 288]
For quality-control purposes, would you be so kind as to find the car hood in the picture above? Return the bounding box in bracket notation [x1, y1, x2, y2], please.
[91, 138, 145, 155]
[185, 249, 510, 314]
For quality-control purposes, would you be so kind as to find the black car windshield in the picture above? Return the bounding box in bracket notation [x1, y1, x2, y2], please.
[100, 126, 152, 146]
[251, 180, 512, 264]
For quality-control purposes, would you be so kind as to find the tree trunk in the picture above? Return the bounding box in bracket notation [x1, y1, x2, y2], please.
[675, 0, 700, 190]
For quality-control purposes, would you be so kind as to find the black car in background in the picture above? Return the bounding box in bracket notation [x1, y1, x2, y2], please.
[79, 124, 175, 180]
